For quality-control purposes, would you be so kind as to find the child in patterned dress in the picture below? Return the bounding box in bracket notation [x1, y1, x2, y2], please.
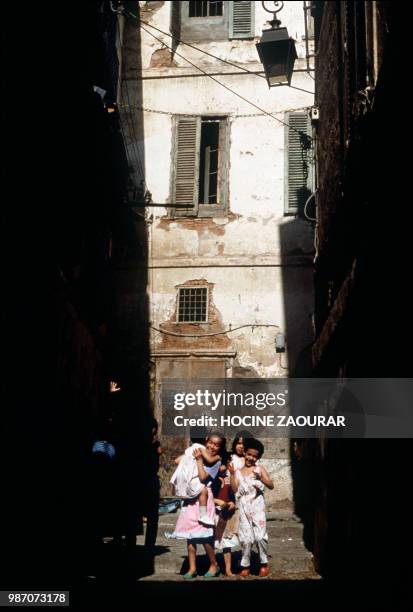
[229, 438, 273, 577]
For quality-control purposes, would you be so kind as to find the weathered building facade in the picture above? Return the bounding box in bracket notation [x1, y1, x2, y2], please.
[126, 1, 316, 505]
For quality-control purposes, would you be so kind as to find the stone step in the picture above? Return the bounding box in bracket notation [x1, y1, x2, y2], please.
[136, 513, 320, 581]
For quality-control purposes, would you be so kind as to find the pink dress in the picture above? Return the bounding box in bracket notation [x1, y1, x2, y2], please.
[170, 487, 216, 540]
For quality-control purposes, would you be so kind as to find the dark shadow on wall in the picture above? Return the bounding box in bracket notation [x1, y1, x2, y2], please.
[278, 191, 317, 553]
[3, 0, 155, 595]
[286, 3, 413, 610]
[85, 1, 156, 583]
[278, 190, 315, 379]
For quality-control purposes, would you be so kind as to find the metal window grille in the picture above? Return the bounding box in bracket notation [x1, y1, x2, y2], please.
[178, 287, 208, 322]
[189, 1, 223, 17]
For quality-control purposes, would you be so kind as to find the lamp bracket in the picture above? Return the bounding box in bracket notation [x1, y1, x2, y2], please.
[262, 1, 284, 29]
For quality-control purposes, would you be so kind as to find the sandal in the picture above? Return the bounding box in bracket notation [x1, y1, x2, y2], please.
[183, 572, 197, 580]
[204, 568, 221, 579]
[239, 568, 250, 577]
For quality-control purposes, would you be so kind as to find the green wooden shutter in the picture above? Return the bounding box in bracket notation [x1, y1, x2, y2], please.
[284, 112, 313, 214]
[173, 116, 201, 216]
[229, 1, 254, 39]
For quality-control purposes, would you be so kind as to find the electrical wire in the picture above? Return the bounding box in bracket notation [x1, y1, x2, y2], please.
[279, 354, 289, 370]
[111, 8, 302, 357]
[117, 102, 311, 118]
[112, 18, 131, 170]
[122, 82, 145, 177]
[116, 8, 315, 204]
[138, 15, 314, 96]
[118, 115, 132, 168]
[139, 17, 267, 80]
[136, 20, 313, 138]
[119, 83, 144, 175]
[303, 191, 317, 221]
[117, 8, 314, 137]
[150, 323, 280, 338]
[289, 84, 314, 95]
[116, 19, 147, 185]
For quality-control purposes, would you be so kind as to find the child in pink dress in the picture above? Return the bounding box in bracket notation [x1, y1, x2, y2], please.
[170, 437, 222, 526]
[168, 434, 225, 579]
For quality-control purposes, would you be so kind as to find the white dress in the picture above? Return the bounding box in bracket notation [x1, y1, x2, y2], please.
[235, 468, 267, 545]
[230, 453, 245, 470]
[170, 443, 220, 498]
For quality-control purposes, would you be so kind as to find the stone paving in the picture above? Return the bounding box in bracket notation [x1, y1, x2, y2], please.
[136, 510, 320, 582]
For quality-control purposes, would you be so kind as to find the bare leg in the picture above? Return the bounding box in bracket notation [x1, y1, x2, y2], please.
[203, 541, 218, 574]
[223, 548, 234, 576]
[187, 542, 197, 575]
[198, 486, 208, 506]
[198, 486, 214, 525]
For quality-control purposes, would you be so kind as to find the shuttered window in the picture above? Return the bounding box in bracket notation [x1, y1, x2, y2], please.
[284, 112, 313, 214]
[229, 1, 254, 39]
[172, 116, 229, 217]
[172, 117, 201, 216]
[180, 0, 228, 42]
[179, 2, 254, 42]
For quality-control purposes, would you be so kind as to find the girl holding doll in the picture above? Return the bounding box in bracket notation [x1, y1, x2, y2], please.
[168, 433, 225, 579]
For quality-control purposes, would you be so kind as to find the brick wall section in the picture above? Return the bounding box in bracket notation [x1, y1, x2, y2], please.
[314, 1, 343, 256]
[312, 259, 356, 368]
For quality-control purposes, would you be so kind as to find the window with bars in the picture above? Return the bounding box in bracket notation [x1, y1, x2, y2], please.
[284, 112, 314, 215]
[189, 1, 223, 17]
[176, 1, 254, 43]
[177, 287, 208, 322]
[171, 116, 229, 217]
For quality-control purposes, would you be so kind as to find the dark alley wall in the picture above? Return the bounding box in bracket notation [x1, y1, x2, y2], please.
[312, 1, 412, 374]
[3, 1, 151, 591]
[291, 3, 413, 609]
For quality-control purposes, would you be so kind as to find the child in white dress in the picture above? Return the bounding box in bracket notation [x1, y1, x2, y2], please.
[229, 438, 273, 577]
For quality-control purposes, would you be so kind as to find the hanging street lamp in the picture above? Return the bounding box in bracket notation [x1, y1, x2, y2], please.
[256, 1, 298, 88]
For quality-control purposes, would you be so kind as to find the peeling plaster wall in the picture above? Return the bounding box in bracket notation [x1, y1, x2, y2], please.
[137, 1, 315, 506]
[151, 266, 312, 376]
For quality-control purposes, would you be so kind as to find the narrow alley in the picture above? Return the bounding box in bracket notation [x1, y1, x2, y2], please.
[3, 1, 412, 610]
